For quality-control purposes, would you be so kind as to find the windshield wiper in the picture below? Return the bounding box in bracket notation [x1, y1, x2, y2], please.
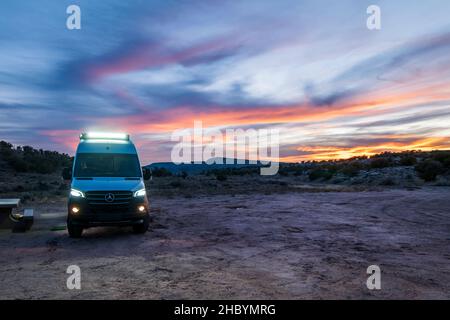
[124, 177, 140, 180]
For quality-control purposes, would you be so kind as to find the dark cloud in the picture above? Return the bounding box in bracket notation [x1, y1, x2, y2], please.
[308, 87, 361, 107]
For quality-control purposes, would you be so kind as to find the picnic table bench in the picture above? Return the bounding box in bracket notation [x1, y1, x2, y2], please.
[0, 199, 33, 232]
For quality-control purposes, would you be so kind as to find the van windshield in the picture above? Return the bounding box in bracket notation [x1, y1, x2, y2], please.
[74, 153, 141, 178]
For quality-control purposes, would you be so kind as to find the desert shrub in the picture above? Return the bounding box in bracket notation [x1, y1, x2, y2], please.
[279, 164, 304, 176]
[37, 182, 50, 191]
[370, 157, 391, 169]
[8, 155, 29, 172]
[308, 168, 334, 181]
[216, 173, 227, 181]
[380, 177, 395, 186]
[277, 165, 288, 176]
[229, 167, 259, 175]
[340, 162, 364, 176]
[33, 161, 54, 174]
[13, 185, 25, 192]
[322, 163, 339, 173]
[400, 155, 417, 166]
[152, 167, 172, 177]
[180, 171, 188, 179]
[0, 141, 13, 156]
[415, 160, 444, 181]
[206, 166, 259, 177]
[169, 180, 182, 188]
[20, 193, 34, 202]
[58, 183, 68, 190]
[430, 151, 450, 168]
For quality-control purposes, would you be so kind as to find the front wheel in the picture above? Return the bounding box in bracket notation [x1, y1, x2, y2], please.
[132, 215, 150, 234]
[67, 221, 83, 238]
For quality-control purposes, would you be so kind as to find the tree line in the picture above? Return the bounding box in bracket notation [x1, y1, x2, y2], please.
[0, 140, 72, 174]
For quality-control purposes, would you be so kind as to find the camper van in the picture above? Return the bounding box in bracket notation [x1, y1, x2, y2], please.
[62, 132, 151, 238]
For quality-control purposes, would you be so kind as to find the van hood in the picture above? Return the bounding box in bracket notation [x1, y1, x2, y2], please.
[71, 177, 144, 192]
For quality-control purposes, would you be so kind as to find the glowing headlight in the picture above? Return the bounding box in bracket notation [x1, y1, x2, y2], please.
[71, 207, 80, 213]
[134, 189, 146, 197]
[70, 189, 85, 198]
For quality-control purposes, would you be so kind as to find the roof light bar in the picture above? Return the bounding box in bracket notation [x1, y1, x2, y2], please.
[80, 132, 130, 141]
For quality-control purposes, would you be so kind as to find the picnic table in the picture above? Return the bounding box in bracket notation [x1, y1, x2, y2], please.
[0, 199, 33, 231]
[0, 199, 20, 229]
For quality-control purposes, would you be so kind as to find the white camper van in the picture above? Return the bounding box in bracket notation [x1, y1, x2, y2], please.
[62, 132, 151, 238]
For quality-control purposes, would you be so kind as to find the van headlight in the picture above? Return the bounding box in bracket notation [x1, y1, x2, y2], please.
[134, 188, 146, 197]
[70, 189, 85, 198]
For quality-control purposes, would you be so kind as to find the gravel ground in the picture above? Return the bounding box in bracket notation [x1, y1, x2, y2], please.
[0, 187, 449, 299]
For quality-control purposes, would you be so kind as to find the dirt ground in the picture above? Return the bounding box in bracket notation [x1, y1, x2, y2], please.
[0, 187, 449, 299]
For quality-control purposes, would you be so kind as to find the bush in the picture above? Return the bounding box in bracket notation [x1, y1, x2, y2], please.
[216, 173, 227, 181]
[20, 193, 34, 202]
[169, 180, 182, 188]
[152, 167, 172, 177]
[308, 169, 334, 181]
[415, 160, 444, 181]
[380, 177, 395, 186]
[9, 155, 29, 172]
[340, 162, 363, 176]
[430, 151, 450, 168]
[400, 155, 417, 166]
[180, 171, 188, 179]
[37, 182, 50, 191]
[58, 183, 68, 190]
[370, 157, 391, 169]
[13, 185, 25, 192]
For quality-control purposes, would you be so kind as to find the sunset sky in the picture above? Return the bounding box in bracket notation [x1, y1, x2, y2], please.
[1, 0, 450, 163]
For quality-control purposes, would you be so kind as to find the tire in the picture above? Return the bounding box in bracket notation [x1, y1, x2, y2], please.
[67, 221, 83, 238]
[132, 214, 150, 234]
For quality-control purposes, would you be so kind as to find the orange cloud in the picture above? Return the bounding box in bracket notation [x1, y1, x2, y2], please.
[40, 83, 450, 162]
[283, 136, 450, 162]
[39, 129, 80, 152]
[98, 86, 448, 134]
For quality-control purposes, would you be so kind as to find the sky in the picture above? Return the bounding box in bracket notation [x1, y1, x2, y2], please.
[1, 0, 450, 163]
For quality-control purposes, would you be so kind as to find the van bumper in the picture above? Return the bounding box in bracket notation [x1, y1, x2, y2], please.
[67, 196, 149, 227]
[69, 218, 145, 227]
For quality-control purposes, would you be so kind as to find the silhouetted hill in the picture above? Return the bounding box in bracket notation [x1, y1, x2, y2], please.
[145, 150, 450, 184]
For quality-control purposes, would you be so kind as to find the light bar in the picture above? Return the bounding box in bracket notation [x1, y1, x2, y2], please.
[80, 132, 130, 141]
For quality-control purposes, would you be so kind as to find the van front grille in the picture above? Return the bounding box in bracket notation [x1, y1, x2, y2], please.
[85, 191, 133, 205]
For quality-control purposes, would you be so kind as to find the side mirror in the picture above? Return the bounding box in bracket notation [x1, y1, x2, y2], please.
[143, 168, 152, 181]
[62, 167, 72, 180]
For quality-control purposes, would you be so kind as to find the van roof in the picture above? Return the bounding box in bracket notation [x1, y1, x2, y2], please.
[76, 139, 138, 154]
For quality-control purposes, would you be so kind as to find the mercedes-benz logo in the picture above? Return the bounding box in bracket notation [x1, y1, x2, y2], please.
[104, 193, 115, 203]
